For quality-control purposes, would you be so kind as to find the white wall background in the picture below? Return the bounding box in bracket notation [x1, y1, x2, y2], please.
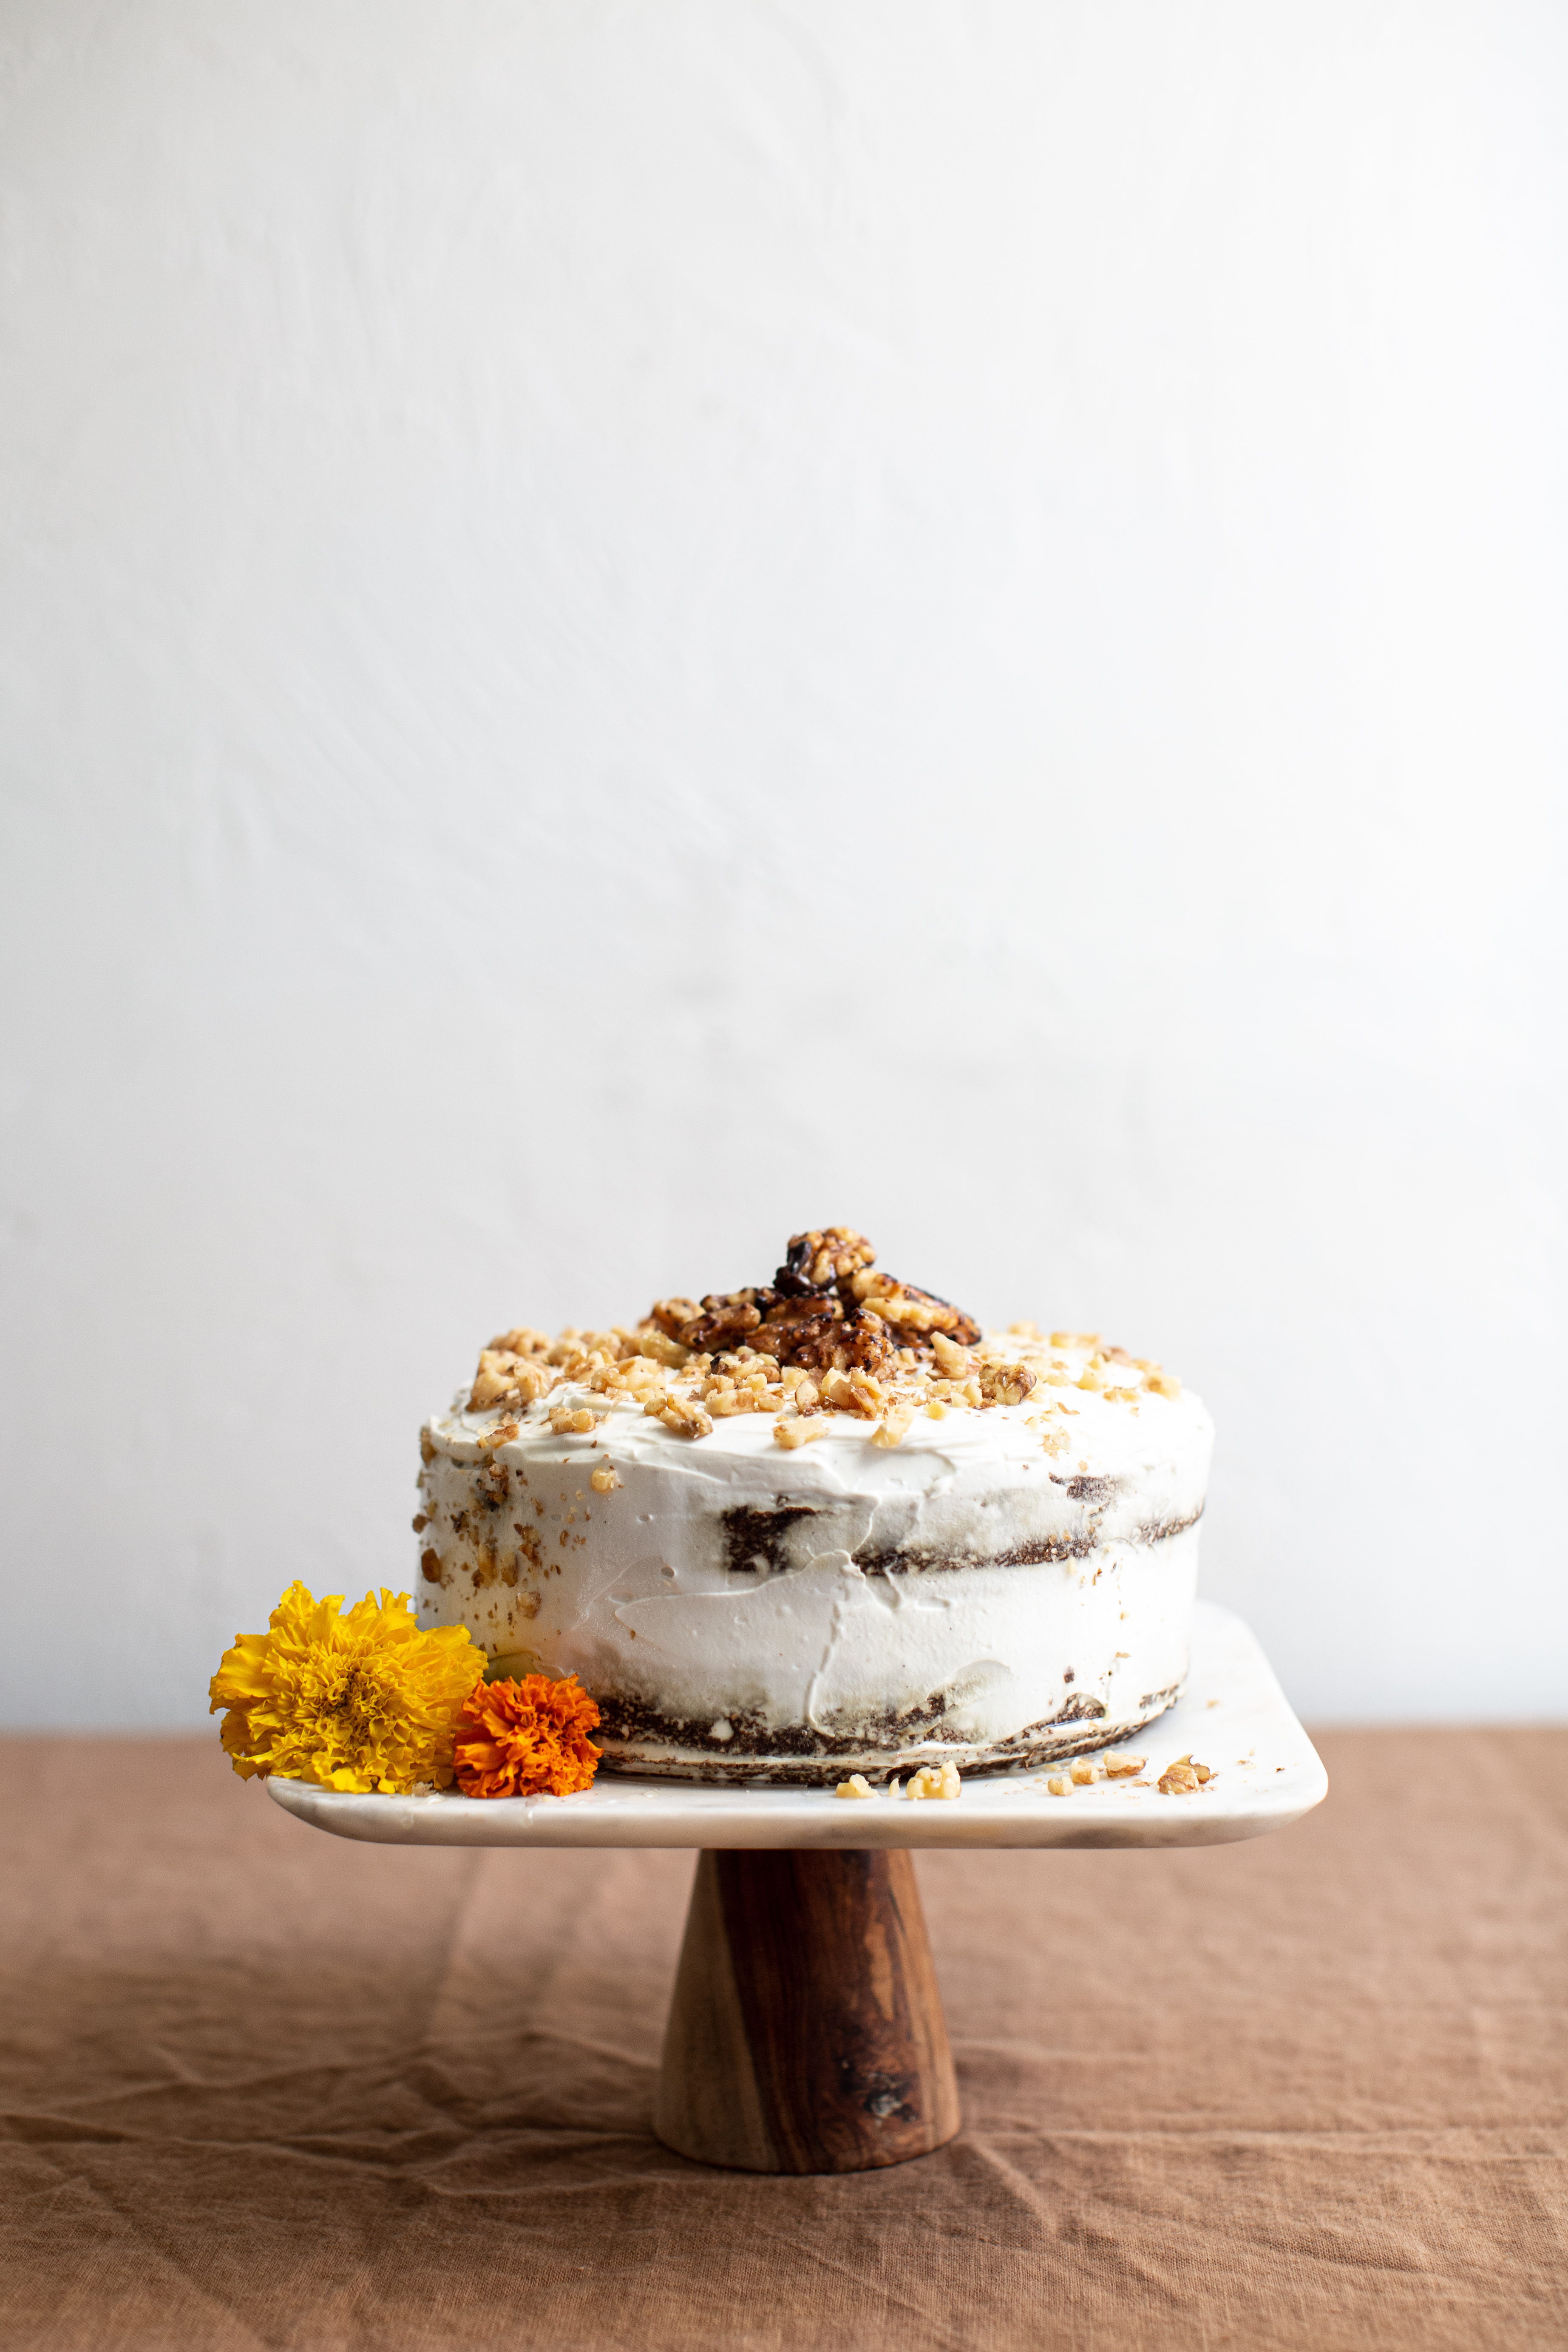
[2, 0, 1565, 1728]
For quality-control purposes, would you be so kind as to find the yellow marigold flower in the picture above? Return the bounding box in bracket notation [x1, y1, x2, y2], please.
[209, 1582, 483, 1794]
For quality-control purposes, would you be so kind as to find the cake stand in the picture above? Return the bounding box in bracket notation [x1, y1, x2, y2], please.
[269, 1601, 1325, 2175]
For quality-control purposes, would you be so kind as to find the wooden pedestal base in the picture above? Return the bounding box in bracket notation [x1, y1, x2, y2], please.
[653, 1848, 961, 2175]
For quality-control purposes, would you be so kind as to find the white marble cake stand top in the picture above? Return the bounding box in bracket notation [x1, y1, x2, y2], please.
[266, 1602, 1326, 1853]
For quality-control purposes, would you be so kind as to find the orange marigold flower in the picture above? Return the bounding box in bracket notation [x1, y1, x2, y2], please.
[454, 1672, 602, 1799]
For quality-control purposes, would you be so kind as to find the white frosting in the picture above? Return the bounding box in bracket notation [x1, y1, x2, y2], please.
[414, 1334, 1214, 1783]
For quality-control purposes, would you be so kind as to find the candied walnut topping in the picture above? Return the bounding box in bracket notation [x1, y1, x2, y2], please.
[674, 1291, 765, 1354]
[779, 1227, 878, 1292]
[457, 1229, 1182, 1450]
[634, 1230, 981, 1387]
[848, 1268, 981, 1346]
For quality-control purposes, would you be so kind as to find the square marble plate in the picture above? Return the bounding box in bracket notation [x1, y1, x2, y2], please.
[266, 1602, 1326, 1852]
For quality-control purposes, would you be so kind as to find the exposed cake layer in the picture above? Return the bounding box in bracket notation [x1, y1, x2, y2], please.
[414, 1330, 1213, 1785]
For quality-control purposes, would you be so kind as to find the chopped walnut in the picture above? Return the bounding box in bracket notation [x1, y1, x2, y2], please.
[1157, 1754, 1211, 1794]
[870, 1404, 915, 1449]
[489, 1325, 551, 1358]
[1046, 1774, 1072, 1796]
[590, 1464, 623, 1494]
[476, 1418, 519, 1450]
[633, 1325, 692, 1368]
[772, 1415, 834, 1449]
[978, 1360, 1037, 1408]
[1069, 1758, 1098, 1785]
[835, 1773, 876, 1800]
[470, 1349, 554, 1412]
[907, 1761, 962, 1801]
[1104, 1754, 1144, 1779]
[548, 1405, 598, 1437]
[468, 1360, 510, 1410]
[659, 1396, 713, 1439]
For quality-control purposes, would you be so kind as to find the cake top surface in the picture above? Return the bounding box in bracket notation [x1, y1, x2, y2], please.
[427, 1227, 1208, 1497]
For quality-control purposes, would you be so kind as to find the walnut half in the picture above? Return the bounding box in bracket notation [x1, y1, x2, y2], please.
[777, 1226, 878, 1293]
[849, 1269, 982, 1347]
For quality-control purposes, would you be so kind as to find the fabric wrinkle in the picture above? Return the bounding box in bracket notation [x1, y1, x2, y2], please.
[0, 1728, 1562, 2352]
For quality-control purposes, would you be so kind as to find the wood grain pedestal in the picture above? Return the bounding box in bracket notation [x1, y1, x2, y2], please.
[652, 1848, 961, 2175]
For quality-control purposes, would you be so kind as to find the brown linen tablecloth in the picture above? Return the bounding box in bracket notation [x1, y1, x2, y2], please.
[1, 1730, 1563, 2352]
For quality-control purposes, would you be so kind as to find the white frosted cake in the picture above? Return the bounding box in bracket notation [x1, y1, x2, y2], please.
[414, 1228, 1213, 1784]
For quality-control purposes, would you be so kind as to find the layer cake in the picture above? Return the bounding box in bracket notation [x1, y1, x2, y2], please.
[414, 1228, 1212, 1785]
